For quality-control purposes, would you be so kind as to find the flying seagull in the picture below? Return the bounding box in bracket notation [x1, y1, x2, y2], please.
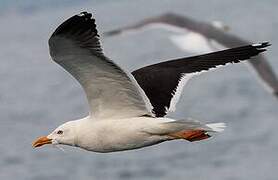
[104, 13, 278, 98]
[32, 12, 270, 153]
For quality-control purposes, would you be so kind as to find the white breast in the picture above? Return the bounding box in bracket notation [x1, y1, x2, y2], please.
[76, 117, 169, 152]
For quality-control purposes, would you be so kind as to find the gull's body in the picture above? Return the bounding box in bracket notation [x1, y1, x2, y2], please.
[45, 116, 224, 153]
[32, 12, 270, 153]
[66, 116, 173, 152]
[104, 13, 278, 97]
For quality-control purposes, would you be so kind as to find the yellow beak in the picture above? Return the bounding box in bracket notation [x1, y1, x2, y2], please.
[32, 136, 52, 148]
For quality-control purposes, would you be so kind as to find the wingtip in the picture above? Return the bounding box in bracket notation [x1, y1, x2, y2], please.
[51, 11, 98, 38]
[75, 11, 95, 23]
[252, 42, 271, 48]
[77, 11, 92, 18]
[273, 91, 278, 98]
[103, 29, 122, 37]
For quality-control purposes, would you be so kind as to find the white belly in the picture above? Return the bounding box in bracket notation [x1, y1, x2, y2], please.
[76, 117, 171, 153]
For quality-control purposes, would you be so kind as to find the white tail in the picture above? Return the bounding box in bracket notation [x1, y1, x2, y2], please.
[206, 123, 226, 132]
[161, 119, 226, 142]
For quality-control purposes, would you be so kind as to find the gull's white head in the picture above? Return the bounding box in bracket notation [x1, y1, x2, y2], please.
[32, 121, 78, 148]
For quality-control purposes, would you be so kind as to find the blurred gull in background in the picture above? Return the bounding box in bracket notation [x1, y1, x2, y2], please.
[104, 13, 278, 98]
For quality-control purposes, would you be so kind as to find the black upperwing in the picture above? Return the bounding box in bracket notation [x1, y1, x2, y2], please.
[132, 42, 271, 117]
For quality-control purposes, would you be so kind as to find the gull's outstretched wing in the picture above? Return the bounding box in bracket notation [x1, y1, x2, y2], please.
[104, 13, 278, 98]
[132, 43, 270, 117]
[103, 13, 191, 36]
[49, 12, 153, 119]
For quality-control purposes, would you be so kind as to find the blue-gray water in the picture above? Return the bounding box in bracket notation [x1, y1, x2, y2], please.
[0, 1, 278, 180]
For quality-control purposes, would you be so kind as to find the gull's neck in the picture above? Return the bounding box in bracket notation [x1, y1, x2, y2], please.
[70, 116, 92, 147]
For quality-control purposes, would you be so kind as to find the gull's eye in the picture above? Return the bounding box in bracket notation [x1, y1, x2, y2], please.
[57, 130, 63, 135]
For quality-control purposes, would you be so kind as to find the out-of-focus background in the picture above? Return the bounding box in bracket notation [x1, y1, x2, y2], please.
[0, 0, 277, 180]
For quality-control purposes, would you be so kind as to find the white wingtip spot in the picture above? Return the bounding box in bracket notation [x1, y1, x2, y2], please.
[77, 12, 86, 17]
[252, 42, 270, 47]
[252, 43, 262, 47]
